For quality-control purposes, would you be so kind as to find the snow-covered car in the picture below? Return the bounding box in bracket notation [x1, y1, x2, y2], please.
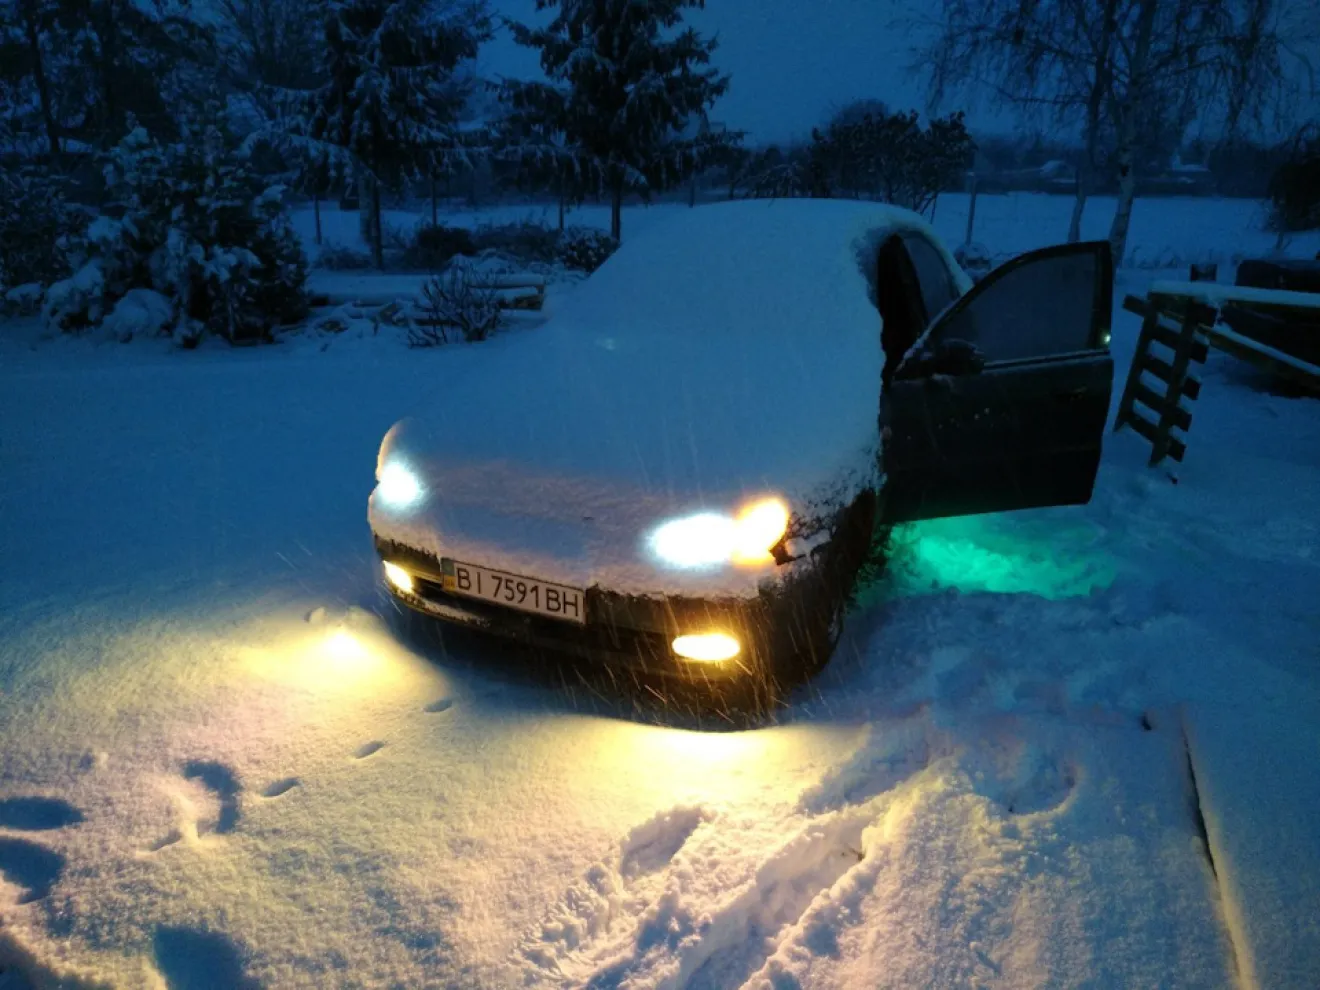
[369, 200, 1114, 702]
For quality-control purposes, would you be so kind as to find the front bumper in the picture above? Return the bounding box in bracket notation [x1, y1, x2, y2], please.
[374, 536, 826, 682]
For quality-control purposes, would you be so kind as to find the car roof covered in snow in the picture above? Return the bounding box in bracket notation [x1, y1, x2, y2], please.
[374, 200, 964, 593]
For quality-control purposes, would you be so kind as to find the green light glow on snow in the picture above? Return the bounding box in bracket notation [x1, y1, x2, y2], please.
[871, 515, 1116, 602]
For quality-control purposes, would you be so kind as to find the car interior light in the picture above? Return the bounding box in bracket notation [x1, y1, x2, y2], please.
[383, 561, 414, 594]
[672, 632, 741, 663]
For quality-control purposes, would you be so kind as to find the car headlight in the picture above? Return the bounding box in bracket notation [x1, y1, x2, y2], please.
[376, 460, 424, 509]
[648, 498, 790, 569]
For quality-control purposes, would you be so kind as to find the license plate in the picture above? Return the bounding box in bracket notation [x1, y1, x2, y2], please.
[441, 560, 586, 625]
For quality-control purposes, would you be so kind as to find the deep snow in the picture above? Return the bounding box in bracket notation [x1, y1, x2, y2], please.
[1, 198, 1318, 990]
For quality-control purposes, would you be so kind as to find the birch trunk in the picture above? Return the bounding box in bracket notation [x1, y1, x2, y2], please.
[1107, 0, 1158, 267]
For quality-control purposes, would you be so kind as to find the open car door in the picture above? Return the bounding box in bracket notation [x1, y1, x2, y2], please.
[879, 242, 1114, 524]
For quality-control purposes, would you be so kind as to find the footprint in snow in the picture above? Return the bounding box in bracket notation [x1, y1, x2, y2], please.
[1004, 757, 1078, 816]
[0, 798, 81, 905]
[153, 925, 259, 990]
[0, 797, 84, 831]
[144, 828, 186, 853]
[143, 760, 242, 853]
[354, 741, 387, 760]
[259, 777, 300, 799]
[424, 698, 453, 714]
[182, 760, 241, 834]
[0, 837, 66, 905]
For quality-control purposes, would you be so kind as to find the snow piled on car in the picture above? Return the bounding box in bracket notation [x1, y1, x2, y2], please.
[370, 199, 959, 597]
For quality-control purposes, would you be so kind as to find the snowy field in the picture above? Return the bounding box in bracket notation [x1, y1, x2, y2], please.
[2, 199, 1319, 989]
[295, 191, 1314, 270]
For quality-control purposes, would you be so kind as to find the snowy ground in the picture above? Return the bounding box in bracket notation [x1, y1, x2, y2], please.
[2, 200, 1319, 989]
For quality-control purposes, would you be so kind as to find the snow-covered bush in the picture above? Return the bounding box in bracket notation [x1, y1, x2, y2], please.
[100, 288, 176, 342]
[0, 168, 88, 293]
[954, 242, 994, 283]
[51, 127, 309, 342]
[317, 244, 373, 270]
[44, 262, 108, 331]
[471, 221, 561, 263]
[402, 224, 477, 270]
[558, 227, 618, 273]
[411, 264, 501, 345]
[2, 282, 45, 316]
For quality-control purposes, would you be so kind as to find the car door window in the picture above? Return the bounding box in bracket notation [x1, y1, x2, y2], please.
[876, 236, 927, 386]
[901, 232, 960, 325]
[921, 244, 1109, 364]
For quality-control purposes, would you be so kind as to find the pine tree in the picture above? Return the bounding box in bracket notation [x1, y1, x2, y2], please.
[296, 0, 491, 267]
[1, 0, 217, 157]
[506, 0, 737, 241]
[0, 0, 62, 159]
[495, 79, 601, 231]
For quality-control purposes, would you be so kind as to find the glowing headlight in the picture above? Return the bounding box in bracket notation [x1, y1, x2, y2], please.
[382, 561, 414, 593]
[672, 632, 741, 663]
[648, 498, 790, 569]
[377, 461, 423, 508]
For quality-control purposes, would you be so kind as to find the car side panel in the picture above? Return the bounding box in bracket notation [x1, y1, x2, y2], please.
[881, 351, 1112, 522]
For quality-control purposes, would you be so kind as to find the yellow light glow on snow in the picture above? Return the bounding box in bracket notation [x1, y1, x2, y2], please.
[672, 632, 741, 663]
[241, 620, 412, 697]
[731, 499, 790, 564]
[324, 628, 367, 661]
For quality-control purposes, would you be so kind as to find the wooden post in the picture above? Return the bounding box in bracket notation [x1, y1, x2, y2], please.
[313, 192, 322, 245]
[358, 170, 373, 244]
[964, 172, 978, 247]
[371, 180, 383, 270]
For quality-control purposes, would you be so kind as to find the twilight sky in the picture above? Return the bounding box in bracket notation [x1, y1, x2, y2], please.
[479, 0, 1014, 144]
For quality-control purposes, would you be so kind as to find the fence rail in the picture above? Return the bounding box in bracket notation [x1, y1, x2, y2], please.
[1114, 294, 1213, 465]
[1115, 279, 1320, 466]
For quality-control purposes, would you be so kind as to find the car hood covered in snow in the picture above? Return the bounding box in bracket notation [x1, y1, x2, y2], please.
[370, 200, 961, 596]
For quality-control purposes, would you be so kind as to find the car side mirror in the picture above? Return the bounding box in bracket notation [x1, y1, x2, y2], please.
[900, 338, 985, 379]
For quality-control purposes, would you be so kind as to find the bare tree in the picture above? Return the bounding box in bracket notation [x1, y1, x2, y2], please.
[918, 0, 1308, 263]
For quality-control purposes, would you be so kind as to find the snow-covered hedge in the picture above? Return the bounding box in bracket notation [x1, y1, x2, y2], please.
[0, 168, 88, 294]
[46, 128, 309, 342]
[559, 227, 618, 272]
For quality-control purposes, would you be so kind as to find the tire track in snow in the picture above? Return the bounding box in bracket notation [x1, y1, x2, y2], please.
[519, 716, 939, 989]
[520, 805, 712, 977]
[633, 808, 873, 990]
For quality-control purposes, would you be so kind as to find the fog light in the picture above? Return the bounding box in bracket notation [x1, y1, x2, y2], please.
[383, 561, 414, 594]
[672, 632, 740, 663]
